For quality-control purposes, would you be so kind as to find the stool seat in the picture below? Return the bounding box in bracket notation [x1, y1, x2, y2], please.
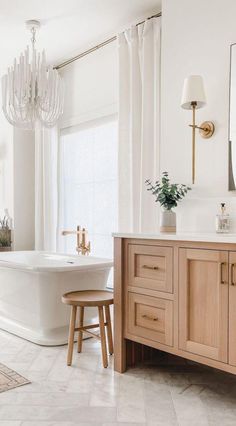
[62, 289, 114, 368]
[62, 290, 113, 307]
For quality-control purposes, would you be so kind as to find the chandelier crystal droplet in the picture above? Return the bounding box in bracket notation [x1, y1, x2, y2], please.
[2, 20, 64, 130]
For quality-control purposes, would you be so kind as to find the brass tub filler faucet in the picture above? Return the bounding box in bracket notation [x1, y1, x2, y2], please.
[62, 226, 91, 255]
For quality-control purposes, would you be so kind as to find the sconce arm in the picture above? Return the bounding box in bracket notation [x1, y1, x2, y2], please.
[189, 124, 207, 131]
[189, 121, 214, 139]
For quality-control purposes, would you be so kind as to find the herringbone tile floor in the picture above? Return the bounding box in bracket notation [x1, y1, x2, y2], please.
[0, 329, 236, 425]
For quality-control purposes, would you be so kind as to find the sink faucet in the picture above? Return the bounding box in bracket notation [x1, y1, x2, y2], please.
[62, 225, 91, 255]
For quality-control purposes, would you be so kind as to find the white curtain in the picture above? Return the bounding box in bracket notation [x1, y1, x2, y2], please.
[118, 17, 161, 233]
[35, 121, 59, 251]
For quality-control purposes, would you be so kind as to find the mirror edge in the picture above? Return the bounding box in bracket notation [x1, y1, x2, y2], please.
[229, 43, 236, 190]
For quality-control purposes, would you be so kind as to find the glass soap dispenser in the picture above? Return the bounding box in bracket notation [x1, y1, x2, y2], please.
[216, 203, 230, 233]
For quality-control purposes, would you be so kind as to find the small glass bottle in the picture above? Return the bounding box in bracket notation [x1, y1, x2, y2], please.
[216, 203, 230, 233]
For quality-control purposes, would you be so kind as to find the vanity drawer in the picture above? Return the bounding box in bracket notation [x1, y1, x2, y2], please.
[127, 244, 173, 293]
[127, 292, 173, 346]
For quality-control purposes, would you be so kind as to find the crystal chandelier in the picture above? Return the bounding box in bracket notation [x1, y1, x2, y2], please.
[2, 20, 64, 130]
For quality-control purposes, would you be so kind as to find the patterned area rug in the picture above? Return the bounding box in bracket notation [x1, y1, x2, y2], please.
[0, 363, 30, 393]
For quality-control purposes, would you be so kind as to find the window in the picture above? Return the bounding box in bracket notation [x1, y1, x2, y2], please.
[59, 117, 118, 285]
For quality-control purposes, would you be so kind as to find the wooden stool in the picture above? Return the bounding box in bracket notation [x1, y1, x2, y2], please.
[62, 290, 114, 368]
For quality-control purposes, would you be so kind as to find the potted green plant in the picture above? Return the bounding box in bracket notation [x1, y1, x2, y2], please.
[145, 172, 191, 233]
[0, 215, 11, 251]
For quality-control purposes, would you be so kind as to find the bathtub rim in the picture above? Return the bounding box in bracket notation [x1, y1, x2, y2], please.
[0, 250, 113, 273]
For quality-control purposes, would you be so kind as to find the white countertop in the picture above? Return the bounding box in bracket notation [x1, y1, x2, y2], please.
[112, 232, 236, 244]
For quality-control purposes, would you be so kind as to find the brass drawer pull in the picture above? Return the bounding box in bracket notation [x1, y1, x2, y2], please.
[143, 265, 159, 270]
[142, 314, 158, 321]
[220, 262, 226, 284]
[231, 263, 236, 286]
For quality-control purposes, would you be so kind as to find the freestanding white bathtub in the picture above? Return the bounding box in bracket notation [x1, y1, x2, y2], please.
[0, 251, 113, 346]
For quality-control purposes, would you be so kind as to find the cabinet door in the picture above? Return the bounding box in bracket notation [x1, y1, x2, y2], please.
[179, 248, 228, 362]
[229, 251, 236, 366]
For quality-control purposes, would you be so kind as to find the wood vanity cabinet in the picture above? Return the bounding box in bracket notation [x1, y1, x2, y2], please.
[114, 236, 236, 375]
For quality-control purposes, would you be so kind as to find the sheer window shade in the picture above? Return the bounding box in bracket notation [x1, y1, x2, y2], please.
[58, 118, 118, 267]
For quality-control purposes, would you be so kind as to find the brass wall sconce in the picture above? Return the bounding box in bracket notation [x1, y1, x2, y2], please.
[181, 75, 215, 184]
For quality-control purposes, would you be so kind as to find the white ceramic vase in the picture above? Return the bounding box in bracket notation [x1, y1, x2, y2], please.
[160, 209, 176, 233]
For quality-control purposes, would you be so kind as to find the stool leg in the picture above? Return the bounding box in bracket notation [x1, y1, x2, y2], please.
[77, 306, 84, 353]
[98, 306, 108, 368]
[67, 305, 77, 366]
[105, 305, 114, 355]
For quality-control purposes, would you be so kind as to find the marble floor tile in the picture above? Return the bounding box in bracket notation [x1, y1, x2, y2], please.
[0, 422, 21, 426]
[144, 383, 177, 425]
[89, 387, 117, 407]
[103, 423, 146, 426]
[117, 373, 146, 422]
[0, 331, 236, 425]
[116, 405, 146, 423]
[29, 348, 61, 373]
[0, 405, 117, 422]
[16, 391, 89, 407]
[171, 392, 209, 426]
[21, 423, 101, 426]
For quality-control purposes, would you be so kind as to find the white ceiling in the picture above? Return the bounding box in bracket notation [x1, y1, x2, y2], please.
[0, 0, 161, 71]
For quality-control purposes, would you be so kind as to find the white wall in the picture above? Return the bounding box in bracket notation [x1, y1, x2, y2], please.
[0, 91, 35, 250]
[13, 129, 35, 250]
[0, 107, 13, 223]
[161, 0, 236, 232]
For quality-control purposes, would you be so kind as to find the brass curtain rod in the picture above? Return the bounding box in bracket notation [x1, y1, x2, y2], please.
[55, 11, 162, 70]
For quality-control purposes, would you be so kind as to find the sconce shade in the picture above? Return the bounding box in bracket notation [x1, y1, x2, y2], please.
[181, 75, 206, 110]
